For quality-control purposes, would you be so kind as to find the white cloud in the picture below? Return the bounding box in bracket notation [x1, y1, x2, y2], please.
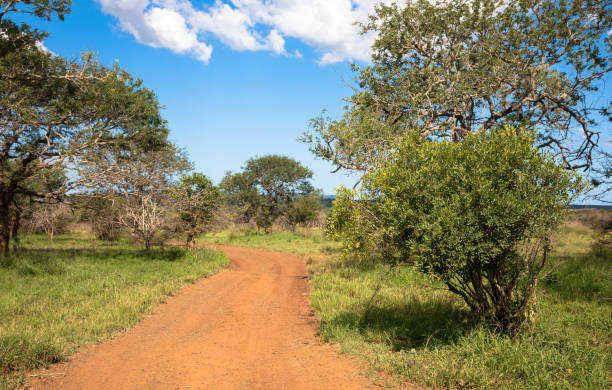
[97, 0, 391, 64]
[144, 7, 212, 62]
[35, 40, 57, 56]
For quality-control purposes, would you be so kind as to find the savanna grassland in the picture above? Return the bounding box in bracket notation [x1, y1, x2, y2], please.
[0, 233, 228, 389]
[205, 212, 612, 389]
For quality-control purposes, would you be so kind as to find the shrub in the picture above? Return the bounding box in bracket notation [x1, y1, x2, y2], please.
[328, 127, 584, 336]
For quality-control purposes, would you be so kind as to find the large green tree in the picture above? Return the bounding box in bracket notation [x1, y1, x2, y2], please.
[220, 155, 317, 232]
[0, 1, 169, 253]
[302, 0, 611, 178]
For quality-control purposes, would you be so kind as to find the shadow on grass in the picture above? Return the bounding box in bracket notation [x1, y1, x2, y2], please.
[326, 298, 474, 351]
[0, 247, 189, 275]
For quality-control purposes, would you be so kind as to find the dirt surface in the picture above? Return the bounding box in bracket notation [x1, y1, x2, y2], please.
[27, 246, 375, 390]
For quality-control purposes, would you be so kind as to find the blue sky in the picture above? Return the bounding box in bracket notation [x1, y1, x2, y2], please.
[19, 0, 612, 200]
[24, 0, 383, 193]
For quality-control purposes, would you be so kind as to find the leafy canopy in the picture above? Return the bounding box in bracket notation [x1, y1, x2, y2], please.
[220, 155, 317, 230]
[171, 172, 221, 247]
[0, 0, 170, 252]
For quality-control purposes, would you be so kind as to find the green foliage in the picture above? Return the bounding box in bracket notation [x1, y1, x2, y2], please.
[0, 1, 71, 21]
[329, 127, 584, 335]
[170, 172, 221, 248]
[220, 155, 317, 232]
[0, 2, 170, 253]
[311, 236, 612, 389]
[284, 192, 323, 230]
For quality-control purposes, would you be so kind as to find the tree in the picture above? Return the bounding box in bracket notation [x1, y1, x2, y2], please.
[170, 172, 221, 250]
[284, 192, 323, 231]
[0, 1, 71, 21]
[79, 197, 121, 240]
[84, 142, 191, 250]
[219, 171, 263, 224]
[0, 1, 169, 253]
[302, 0, 611, 178]
[26, 202, 71, 241]
[328, 127, 584, 336]
[220, 155, 317, 232]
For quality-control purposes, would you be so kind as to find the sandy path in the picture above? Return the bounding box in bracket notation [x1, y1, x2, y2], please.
[27, 246, 374, 390]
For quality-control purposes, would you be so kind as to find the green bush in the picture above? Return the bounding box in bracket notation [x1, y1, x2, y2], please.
[328, 127, 584, 335]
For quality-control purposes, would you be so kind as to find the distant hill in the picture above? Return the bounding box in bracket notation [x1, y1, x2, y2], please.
[322, 195, 335, 208]
[571, 204, 612, 210]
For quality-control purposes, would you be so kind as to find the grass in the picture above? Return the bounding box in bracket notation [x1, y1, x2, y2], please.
[0, 233, 229, 389]
[210, 224, 612, 389]
[205, 227, 340, 266]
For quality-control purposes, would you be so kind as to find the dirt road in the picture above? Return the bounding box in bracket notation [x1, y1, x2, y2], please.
[28, 246, 374, 390]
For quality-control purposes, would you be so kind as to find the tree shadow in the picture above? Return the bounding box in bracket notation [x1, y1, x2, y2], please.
[326, 298, 474, 351]
[1, 247, 188, 273]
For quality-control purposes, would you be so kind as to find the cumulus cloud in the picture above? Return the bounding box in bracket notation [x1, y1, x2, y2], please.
[97, 0, 390, 64]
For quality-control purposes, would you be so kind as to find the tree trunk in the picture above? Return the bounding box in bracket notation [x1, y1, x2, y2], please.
[145, 238, 151, 251]
[186, 234, 196, 251]
[0, 196, 12, 255]
[9, 205, 21, 250]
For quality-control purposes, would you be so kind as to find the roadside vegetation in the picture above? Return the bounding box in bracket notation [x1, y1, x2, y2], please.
[211, 211, 611, 389]
[0, 233, 228, 389]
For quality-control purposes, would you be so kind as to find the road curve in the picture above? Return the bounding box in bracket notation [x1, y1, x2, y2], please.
[28, 246, 374, 390]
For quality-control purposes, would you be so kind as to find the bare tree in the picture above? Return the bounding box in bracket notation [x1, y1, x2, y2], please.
[81, 143, 191, 249]
[116, 194, 164, 250]
[28, 203, 71, 241]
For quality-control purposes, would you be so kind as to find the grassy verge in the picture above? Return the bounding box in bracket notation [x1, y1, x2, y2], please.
[0, 234, 229, 389]
[207, 226, 611, 389]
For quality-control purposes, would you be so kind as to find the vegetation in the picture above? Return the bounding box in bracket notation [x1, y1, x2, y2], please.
[301, 0, 612, 187]
[328, 128, 584, 335]
[0, 0, 170, 254]
[214, 214, 611, 389]
[220, 155, 322, 232]
[171, 173, 221, 249]
[204, 228, 338, 266]
[85, 142, 192, 250]
[0, 0, 609, 389]
[0, 233, 228, 389]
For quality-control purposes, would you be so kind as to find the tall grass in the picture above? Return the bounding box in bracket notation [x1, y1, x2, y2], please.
[0, 234, 228, 389]
[214, 224, 611, 389]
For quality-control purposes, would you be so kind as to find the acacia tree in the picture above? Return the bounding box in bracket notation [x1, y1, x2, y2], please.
[0, 1, 168, 253]
[302, 0, 611, 177]
[170, 173, 221, 250]
[220, 155, 317, 232]
[328, 128, 584, 335]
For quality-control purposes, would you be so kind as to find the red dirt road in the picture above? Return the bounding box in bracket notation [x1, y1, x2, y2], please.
[28, 246, 374, 390]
